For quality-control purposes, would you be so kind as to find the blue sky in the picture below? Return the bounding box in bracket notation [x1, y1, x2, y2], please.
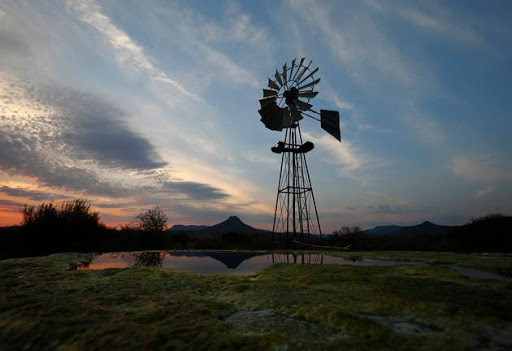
[0, 0, 511, 231]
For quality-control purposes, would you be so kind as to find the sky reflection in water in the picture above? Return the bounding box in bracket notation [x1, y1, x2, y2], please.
[77, 251, 431, 275]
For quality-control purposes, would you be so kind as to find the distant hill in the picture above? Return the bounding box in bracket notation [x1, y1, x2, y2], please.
[168, 216, 265, 234]
[204, 216, 264, 234]
[363, 221, 453, 238]
[363, 225, 403, 237]
[168, 224, 209, 232]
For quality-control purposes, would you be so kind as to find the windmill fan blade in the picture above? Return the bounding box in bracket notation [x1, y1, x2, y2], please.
[298, 91, 319, 99]
[299, 67, 319, 85]
[289, 104, 303, 122]
[298, 78, 321, 91]
[290, 58, 296, 78]
[320, 109, 341, 141]
[263, 89, 278, 97]
[268, 78, 280, 91]
[291, 57, 305, 81]
[259, 97, 276, 108]
[294, 99, 313, 111]
[259, 103, 284, 131]
[295, 60, 312, 83]
[275, 69, 283, 87]
[282, 63, 288, 83]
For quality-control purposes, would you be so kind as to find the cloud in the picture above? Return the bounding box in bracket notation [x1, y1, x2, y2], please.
[195, 44, 259, 88]
[0, 73, 166, 175]
[302, 131, 364, 177]
[201, 2, 273, 55]
[474, 185, 495, 198]
[324, 89, 354, 111]
[399, 7, 485, 47]
[54, 88, 167, 170]
[0, 73, 171, 199]
[403, 104, 445, 149]
[0, 199, 25, 213]
[162, 181, 229, 200]
[288, 0, 415, 88]
[64, 0, 198, 99]
[367, 204, 424, 215]
[147, 1, 263, 89]
[0, 73, 235, 210]
[287, 0, 447, 150]
[0, 186, 68, 201]
[451, 154, 512, 183]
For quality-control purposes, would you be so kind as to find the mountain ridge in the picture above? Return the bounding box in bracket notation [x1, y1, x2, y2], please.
[169, 216, 265, 233]
[363, 221, 454, 238]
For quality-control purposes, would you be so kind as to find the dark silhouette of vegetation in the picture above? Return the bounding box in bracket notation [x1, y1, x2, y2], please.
[330, 226, 362, 247]
[134, 206, 168, 248]
[348, 214, 512, 251]
[447, 213, 512, 252]
[16, 199, 105, 254]
[22, 199, 102, 233]
[135, 207, 168, 233]
[1, 200, 511, 259]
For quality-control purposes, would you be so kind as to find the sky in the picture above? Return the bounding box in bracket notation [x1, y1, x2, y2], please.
[1, 0, 511, 231]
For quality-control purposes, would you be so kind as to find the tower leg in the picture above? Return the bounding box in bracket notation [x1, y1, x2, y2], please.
[272, 125, 322, 246]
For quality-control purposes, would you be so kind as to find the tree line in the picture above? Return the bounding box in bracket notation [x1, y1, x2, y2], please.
[0, 199, 273, 258]
[1, 199, 510, 258]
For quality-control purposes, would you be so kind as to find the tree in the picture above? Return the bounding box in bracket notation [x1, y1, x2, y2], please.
[332, 226, 362, 236]
[331, 226, 362, 248]
[135, 207, 168, 233]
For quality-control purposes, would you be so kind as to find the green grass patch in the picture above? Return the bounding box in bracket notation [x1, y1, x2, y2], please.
[1, 252, 511, 350]
[329, 251, 512, 276]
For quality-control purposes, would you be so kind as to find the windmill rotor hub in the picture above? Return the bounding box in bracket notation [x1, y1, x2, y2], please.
[283, 87, 299, 105]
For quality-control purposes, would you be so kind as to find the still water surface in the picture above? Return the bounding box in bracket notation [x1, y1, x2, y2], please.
[78, 251, 430, 275]
[77, 251, 512, 281]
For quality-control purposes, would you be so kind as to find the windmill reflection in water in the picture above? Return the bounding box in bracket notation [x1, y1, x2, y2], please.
[271, 252, 324, 265]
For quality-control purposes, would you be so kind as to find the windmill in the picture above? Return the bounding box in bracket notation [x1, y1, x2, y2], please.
[258, 58, 341, 245]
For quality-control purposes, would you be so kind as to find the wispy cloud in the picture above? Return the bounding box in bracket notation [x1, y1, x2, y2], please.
[289, 0, 415, 88]
[302, 131, 363, 177]
[404, 103, 445, 149]
[196, 44, 259, 88]
[65, 0, 198, 99]
[399, 7, 485, 47]
[324, 89, 354, 111]
[474, 185, 495, 198]
[287, 0, 447, 150]
[367, 204, 424, 215]
[0, 185, 69, 201]
[452, 153, 512, 183]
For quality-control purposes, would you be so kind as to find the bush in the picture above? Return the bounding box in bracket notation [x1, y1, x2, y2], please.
[331, 226, 362, 248]
[135, 207, 168, 234]
[20, 199, 104, 252]
[447, 213, 512, 252]
[22, 199, 102, 233]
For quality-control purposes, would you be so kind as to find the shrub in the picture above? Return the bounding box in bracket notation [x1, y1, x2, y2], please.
[22, 199, 102, 233]
[135, 207, 168, 234]
[20, 199, 104, 251]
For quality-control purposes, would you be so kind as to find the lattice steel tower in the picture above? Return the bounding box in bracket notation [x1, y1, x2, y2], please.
[258, 58, 341, 245]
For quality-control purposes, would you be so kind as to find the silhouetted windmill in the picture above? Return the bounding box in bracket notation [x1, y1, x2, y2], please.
[259, 58, 341, 245]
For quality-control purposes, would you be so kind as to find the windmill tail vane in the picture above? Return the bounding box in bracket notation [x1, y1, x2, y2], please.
[258, 58, 341, 246]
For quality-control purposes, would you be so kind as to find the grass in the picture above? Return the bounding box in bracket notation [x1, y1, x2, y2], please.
[329, 251, 512, 276]
[1, 252, 512, 350]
